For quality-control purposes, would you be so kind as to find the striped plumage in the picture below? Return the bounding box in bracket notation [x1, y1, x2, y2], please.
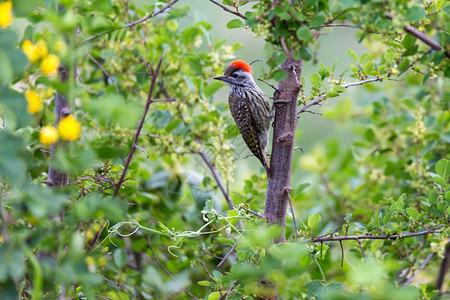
[214, 61, 273, 171]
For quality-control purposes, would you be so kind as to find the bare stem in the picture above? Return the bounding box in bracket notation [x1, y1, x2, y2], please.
[385, 12, 442, 51]
[208, 0, 246, 19]
[297, 77, 385, 115]
[198, 150, 235, 210]
[81, 0, 180, 44]
[306, 225, 443, 243]
[113, 51, 170, 197]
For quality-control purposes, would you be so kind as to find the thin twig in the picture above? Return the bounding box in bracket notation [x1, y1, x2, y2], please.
[208, 0, 246, 19]
[148, 235, 198, 299]
[305, 225, 443, 243]
[200, 262, 216, 282]
[85, 52, 119, 94]
[197, 246, 223, 260]
[239, 206, 264, 219]
[397, 49, 433, 77]
[113, 51, 169, 197]
[339, 240, 344, 267]
[356, 239, 366, 260]
[81, 0, 180, 44]
[288, 198, 299, 239]
[297, 77, 385, 115]
[219, 281, 236, 300]
[198, 150, 234, 210]
[217, 240, 239, 267]
[324, 9, 349, 25]
[97, 273, 125, 290]
[403, 252, 435, 286]
[385, 12, 443, 51]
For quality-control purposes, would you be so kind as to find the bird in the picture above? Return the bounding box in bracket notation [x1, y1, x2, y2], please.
[214, 60, 273, 172]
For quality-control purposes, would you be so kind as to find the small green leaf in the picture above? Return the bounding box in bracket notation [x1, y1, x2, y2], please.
[333, 85, 345, 93]
[204, 81, 223, 98]
[435, 159, 449, 180]
[308, 213, 321, 229]
[347, 49, 358, 62]
[406, 207, 419, 219]
[309, 15, 325, 28]
[264, 42, 274, 58]
[226, 19, 243, 29]
[113, 248, 128, 269]
[310, 73, 321, 88]
[296, 27, 313, 42]
[445, 191, 450, 201]
[208, 291, 221, 300]
[198, 280, 212, 287]
[299, 46, 312, 61]
[344, 213, 352, 222]
[432, 176, 447, 187]
[306, 280, 343, 298]
[271, 69, 287, 81]
[405, 6, 426, 22]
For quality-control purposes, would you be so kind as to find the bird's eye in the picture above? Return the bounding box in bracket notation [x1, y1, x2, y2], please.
[231, 73, 238, 78]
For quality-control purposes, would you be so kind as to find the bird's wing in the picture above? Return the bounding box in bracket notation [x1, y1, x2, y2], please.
[229, 95, 269, 170]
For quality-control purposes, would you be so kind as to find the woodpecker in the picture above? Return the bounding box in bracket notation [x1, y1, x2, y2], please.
[214, 60, 273, 171]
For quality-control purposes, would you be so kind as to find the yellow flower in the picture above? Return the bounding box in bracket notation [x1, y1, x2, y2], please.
[35, 40, 49, 58]
[58, 115, 81, 141]
[0, 1, 13, 28]
[22, 40, 40, 63]
[41, 54, 60, 76]
[40, 126, 58, 145]
[25, 90, 42, 114]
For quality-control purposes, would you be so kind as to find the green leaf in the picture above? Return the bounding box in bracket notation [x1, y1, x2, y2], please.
[271, 69, 287, 81]
[333, 85, 345, 93]
[204, 81, 223, 98]
[208, 292, 221, 300]
[310, 73, 321, 88]
[309, 15, 325, 28]
[402, 34, 417, 49]
[432, 176, 447, 186]
[226, 19, 243, 29]
[306, 280, 343, 299]
[344, 213, 352, 222]
[299, 46, 312, 61]
[114, 248, 128, 269]
[347, 49, 358, 62]
[308, 213, 321, 229]
[435, 159, 449, 179]
[264, 42, 274, 58]
[405, 6, 426, 22]
[198, 280, 212, 287]
[406, 207, 419, 219]
[296, 27, 313, 42]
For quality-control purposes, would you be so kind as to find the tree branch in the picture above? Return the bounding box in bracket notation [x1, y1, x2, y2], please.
[208, 0, 246, 20]
[80, 0, 180, 44]
[197, 149, 235, 210]
[403, 252, 435, 286]
[297, 77, 385, 115]
[114, 51, 170, 197]
[306, 225, 443, 243]
[85, 52, 119, 94]
[385, 12, 442, 51]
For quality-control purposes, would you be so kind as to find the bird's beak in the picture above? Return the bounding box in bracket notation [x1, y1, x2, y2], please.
[214, 75, 228, 82]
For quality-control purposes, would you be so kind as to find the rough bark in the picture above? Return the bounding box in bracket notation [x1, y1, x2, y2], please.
[43, 66, 70, 187]
[264, 57, 303, 243]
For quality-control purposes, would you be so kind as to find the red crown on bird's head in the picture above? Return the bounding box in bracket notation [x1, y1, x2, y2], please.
[230, 60, 252, 74]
